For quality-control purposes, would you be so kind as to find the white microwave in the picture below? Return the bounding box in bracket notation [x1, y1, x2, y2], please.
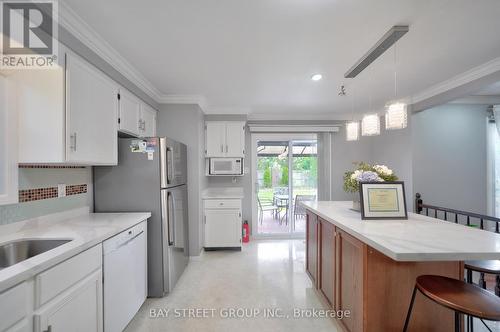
[208, 158, 243, 176]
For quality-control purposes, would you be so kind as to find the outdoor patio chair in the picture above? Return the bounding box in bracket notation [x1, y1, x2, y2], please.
[293, 195, 316, 219]
[257, 197, 280, 225]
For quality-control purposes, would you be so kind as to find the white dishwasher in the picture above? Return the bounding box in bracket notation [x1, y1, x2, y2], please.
[103, 221, 147, 332]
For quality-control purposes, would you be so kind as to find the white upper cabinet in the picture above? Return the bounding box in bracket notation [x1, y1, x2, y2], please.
[118, 89, 157, 138]
[140, 103, 157, 137]
[205, 122, 226, 157]
[0, 73, 18, 206]
[205, 121, 245, 158]
[118, 89, 141, 137]
[14, 45, 119, 165]
[66, 52, 118, 165]
[225, 122, 245, 157]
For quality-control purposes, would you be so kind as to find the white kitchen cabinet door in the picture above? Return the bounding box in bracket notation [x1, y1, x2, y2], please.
[34, 270, 103, 332]
[66, 52, 118, 165]
[0, 73, 18, 205]
[140, 104, 157, 137]
[13, 56, 65, 163]
[118, 89, 141, 137]
[225, 122, 245, 157]
[205, 122, 226, 157]
[204, 209, 242, 248]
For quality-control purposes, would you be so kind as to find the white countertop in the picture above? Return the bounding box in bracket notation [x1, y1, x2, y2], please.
[0, 208, 151, 293]
[202, 187, 244, 199]
[302, 201, 500, 262]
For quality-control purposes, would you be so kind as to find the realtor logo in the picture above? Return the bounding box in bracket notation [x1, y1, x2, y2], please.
[0, 0, 58, 69]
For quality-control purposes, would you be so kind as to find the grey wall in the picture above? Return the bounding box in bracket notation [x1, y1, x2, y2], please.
[0, 167, 92, 225]
[370, 117, 414, 210]
[157, 104, 206, 256]
[412, 104, 488, 214]
[330, 126, 373, 201]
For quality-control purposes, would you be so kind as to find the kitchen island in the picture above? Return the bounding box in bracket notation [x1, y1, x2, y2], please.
[302, 201, 500, 332]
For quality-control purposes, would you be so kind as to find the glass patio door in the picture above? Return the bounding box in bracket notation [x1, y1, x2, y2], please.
[253, 134, 317, 238]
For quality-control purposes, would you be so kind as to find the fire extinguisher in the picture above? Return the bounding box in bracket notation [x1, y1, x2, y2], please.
[242, 220, 250, 243]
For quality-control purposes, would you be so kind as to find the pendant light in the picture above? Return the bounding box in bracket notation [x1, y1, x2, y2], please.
[361, 114, 380, 136]
[361, 73, 380, 136]
[346, 84, 359, 141]
[385, 45, 408, 130]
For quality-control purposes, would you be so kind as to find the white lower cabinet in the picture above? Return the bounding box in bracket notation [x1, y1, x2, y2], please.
[204, 199, 242, 249]
[34, 270, 102, 332]
[0, 244, 103, 332]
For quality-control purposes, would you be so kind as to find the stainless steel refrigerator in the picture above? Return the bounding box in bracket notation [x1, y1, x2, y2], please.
[94, 137, 188, 297]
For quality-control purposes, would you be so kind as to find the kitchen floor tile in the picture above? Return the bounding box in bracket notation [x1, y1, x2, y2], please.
[124, 239, 341, 332]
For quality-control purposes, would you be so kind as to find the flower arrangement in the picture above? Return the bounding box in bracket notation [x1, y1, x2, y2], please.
[343, 162, 398, 193]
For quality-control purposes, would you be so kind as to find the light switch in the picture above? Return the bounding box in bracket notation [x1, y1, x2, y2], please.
[58, 184, 66, 198]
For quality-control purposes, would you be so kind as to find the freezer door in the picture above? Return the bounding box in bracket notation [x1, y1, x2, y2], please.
[160, 138, 187, 188]
[160, 186, 188, 293]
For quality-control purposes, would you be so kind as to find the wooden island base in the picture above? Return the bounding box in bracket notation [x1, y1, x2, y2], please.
[306, 210, 464, 332]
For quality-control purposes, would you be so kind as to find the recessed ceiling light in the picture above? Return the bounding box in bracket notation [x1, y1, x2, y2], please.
[311, 74, 322, 81]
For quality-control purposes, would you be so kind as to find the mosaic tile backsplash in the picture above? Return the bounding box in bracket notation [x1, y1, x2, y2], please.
[0, 167, 92, 225]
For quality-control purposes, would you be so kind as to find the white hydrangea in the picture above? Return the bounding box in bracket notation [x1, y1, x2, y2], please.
[351, 169, 362, 180]
[373, 165, 393, 176]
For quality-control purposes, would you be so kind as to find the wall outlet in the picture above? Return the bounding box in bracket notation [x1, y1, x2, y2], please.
[58, 184, 66, 198]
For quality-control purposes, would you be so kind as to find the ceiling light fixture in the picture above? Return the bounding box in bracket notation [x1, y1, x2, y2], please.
[361, 114, 380, 136]
[346, 122, 360, 141]
[344, 25, 409, 78]
[385, 45, 408, 130]
[385, 102, 407, 130]
[311, 74, 322, 81]
[345, 83, 360, 142]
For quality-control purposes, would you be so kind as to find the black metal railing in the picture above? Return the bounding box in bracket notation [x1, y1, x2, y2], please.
[415, 193, 500, 233]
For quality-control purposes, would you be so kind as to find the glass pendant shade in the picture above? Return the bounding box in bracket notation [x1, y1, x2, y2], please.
[346, 122, 359, 141]
[385, 102, 408, 130]
[361, 114, 380, 136]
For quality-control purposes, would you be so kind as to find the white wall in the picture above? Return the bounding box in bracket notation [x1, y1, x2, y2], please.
[412, 104, 488, 214]
[157, 104, 207, 256]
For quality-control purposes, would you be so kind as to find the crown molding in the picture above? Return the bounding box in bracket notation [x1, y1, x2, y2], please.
[411, 56, 500, 105]
[449, 95, 500, 105]
[157, 94, 209, 111]
[58, 2, 163, 101]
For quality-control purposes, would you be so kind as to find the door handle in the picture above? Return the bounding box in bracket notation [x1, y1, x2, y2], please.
[225, 145, 228, 153]
[220, 144, 224, 153]
[166, 147, 173, 184]
[70, 133, 77, 151]
[167, 192, 174, 246]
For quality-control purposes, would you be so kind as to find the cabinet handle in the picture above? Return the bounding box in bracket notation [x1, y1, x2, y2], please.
[225, 145, 228, 153]
[220, 144, 224, 153]
[70, 133, 77, 151]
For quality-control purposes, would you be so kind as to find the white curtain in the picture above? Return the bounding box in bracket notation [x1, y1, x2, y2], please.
[494, 105, 500, 136]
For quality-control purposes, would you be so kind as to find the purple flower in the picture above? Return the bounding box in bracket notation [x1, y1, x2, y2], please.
[356, 171, 383, 182]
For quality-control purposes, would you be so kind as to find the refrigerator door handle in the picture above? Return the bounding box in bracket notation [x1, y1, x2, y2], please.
[167, 191, 174, 246]
[166, 147, 173, 185]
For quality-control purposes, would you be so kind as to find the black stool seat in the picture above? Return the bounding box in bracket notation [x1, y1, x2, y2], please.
[465, 260, 500, 274]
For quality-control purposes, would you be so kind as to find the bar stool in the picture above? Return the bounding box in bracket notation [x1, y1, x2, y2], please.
[465, 260, 500, 331]
[403, 275, 500, 332]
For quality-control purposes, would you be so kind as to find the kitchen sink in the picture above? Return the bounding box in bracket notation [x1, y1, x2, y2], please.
[0, 239, 72, 269]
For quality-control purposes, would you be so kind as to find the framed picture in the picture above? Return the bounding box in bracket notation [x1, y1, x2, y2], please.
[359, 181, 407, 220]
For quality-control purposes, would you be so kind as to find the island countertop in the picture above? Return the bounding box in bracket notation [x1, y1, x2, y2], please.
[302, 201, 500, 262]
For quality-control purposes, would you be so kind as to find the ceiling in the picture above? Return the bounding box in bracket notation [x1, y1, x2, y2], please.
[61, 0, 500, 116]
